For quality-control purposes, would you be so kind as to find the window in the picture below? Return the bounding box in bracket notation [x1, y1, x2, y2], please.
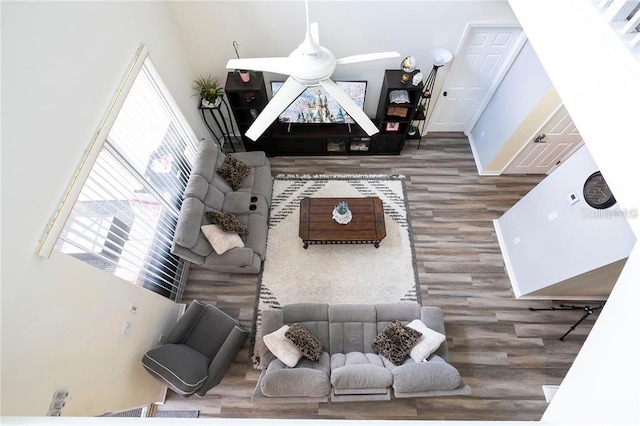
[40, 48, 197, 300]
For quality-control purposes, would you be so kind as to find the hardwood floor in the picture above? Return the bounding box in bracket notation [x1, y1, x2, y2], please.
[163, 135, 601, 421]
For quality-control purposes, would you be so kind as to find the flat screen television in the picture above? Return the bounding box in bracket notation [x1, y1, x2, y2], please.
[270, 81, 367, 125]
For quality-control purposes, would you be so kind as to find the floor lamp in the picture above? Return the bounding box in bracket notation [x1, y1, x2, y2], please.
[416, 48, 453, 149]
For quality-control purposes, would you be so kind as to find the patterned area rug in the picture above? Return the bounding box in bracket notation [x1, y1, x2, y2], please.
[252, 174, 420, 366]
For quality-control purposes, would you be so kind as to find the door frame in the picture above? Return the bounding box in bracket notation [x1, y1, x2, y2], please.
[501, 103, 585, 175]
[427, 23, 527, 134]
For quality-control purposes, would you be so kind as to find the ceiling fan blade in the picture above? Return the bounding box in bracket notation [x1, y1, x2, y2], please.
[310, 22, 320, 44]
[226, 57, 292, 75]
[319, 79, 379, 136]
[335, 51, 401, 65]
[245, 77, 307, 141]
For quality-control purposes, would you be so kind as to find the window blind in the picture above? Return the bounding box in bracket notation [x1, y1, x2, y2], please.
[53, 57, 197, 300]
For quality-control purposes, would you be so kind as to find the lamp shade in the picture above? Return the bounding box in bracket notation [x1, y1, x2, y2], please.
[429, 48, 453, 67]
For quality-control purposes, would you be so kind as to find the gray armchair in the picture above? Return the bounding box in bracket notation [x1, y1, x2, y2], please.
[141, 300, 248, 397]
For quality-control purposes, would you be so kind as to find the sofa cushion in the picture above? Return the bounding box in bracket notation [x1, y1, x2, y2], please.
[203, 184, 225, 211]
[372, 320, 422, 366]
[285, 323, 325, 362]
[391, 356, 462, 393]
[141, 344, 209, 395]
[263, 325, 303, 368]
[216, 155, 250, 190]
[183, 174, 209, 202]
[200, 224, 244, 255]
[406, 319, 446, 363]
[328, 305, 378, 355]
[330, 352, 393, 391]
[260, 353, 331, 398]
[205, 211, 248, 235]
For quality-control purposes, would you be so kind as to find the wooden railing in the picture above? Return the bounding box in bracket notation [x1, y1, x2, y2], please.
[595, 0, 640, 59]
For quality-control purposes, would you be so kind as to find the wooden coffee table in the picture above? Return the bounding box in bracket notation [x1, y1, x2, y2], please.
[299, 197, 386, 249]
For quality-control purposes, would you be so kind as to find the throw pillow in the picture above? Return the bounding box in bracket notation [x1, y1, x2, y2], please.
[205, 211, 248, 235]
[285, 323, 325, 362]
[372, 320, 422, 366]
[200, 224, 244, 255]
[263, 325, 303, 368]
[216, 155, 250, 190]
[406, 319, 446, 363]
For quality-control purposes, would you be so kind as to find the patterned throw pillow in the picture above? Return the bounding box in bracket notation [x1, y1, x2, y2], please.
[216, 155, 250, 190]
[372, 320, 422, 366]
[205, 211, 248, 235]
[285, 323, 325, 362]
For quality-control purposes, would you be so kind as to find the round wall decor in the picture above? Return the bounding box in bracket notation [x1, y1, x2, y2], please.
[583, 171, 616, 209]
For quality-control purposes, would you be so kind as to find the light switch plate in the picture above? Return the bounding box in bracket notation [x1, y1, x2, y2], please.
[122, 322, 132, 336]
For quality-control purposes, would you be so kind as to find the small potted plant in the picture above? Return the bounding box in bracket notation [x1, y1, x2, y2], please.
[415, 104, 426, 120]
[332, 201, 352, 224]
[408, 125, 419, 137]
[193, 75, 224, 108]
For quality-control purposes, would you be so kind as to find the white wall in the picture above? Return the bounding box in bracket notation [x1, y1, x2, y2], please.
[508, 1, 640, 424]
[167, 1, 519, 120]
[470, 40, 553, 171]
[495, 145, 636, 297]
[0, 1, 208, 416]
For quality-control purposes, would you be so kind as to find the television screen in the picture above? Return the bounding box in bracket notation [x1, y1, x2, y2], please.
[270, 81, 367, 124]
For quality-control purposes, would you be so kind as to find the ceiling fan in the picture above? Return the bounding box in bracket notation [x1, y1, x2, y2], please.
[226, 0, 400, 141]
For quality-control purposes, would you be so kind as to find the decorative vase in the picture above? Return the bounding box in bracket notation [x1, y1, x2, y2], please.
[239, 70, 251, 83]
[332, 201, 352, 224]
[202, 97, 222, 108]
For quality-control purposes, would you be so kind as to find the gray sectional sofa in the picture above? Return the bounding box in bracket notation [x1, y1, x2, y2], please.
[254, 302, 471, 402]
[171, 140, 272, 273]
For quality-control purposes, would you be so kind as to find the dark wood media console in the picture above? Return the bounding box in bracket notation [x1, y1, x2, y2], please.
[270, 124, 375, 155]
[224, 70, 423, 156]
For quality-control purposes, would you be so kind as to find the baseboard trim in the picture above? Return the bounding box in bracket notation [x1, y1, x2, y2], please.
[467, 133, 500, 176]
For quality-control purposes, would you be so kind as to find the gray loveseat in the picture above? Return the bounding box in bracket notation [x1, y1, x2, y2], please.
[172, 140, 272, 273]
[254, 302, 471, 402]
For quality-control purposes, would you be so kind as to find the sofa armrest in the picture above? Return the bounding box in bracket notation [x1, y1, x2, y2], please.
[195, 325, 249, 396]
[174, 197, 205, 249]
[171, 243, 205, 266]
[420, 306, 449, 360]
[231, 151, 267, 167]
[204, 246, 256, 267]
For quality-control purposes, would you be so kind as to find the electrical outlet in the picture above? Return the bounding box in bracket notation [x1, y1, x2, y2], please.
[122, 321, 133, 336]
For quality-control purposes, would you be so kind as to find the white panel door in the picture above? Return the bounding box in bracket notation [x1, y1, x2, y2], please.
[428, 25, 525, 132]
[503, 105, 584, 174]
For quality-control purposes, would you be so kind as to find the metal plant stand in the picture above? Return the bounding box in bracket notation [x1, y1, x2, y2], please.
[199, 98, 240, 152]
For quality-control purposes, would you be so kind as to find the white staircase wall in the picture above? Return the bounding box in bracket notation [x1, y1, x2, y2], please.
[509, 1, 640, 424]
